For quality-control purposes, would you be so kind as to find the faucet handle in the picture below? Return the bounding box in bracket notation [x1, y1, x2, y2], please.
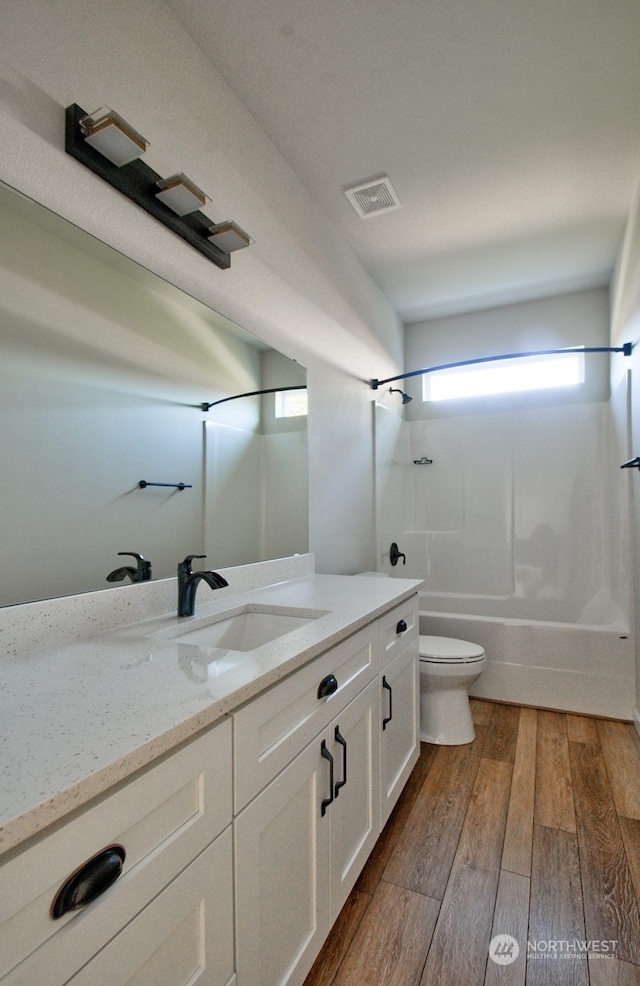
[107, 552, 152, 583]
[118, 552, 152, 579]
[180, 554, 206, 576]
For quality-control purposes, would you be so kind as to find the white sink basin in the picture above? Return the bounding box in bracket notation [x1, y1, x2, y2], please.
[155, 605, 327, 652]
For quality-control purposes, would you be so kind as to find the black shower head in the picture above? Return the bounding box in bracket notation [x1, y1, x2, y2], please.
[389, 387, 412, 404]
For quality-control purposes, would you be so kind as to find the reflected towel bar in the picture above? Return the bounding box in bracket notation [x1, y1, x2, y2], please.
[139, 481, 192, 490]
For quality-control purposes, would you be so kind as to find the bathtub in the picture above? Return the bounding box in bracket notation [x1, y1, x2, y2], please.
[419, 598, 634, 720]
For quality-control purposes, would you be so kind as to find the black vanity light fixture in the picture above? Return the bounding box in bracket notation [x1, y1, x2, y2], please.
[65, 104, 253, 270]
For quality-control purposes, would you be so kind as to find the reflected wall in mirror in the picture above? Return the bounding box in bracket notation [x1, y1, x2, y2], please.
[0, 182, 307, 607]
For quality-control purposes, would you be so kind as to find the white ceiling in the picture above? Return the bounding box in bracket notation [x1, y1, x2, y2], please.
[165, 0, 640, 323]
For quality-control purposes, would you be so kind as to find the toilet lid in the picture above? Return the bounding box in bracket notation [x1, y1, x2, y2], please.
[419, 634, 485, 663]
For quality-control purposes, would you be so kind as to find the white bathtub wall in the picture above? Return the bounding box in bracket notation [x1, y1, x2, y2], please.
[408, 401, 630, 627]
[262, 429, 308, 560]
[203, 422, 308, 567]
[204, 420, 263, 567]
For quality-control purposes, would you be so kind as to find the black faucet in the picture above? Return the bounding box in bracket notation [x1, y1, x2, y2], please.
[177, 554, 229, 617]
[106, 552, 152, 584]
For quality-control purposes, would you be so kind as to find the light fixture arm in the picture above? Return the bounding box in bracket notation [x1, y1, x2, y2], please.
[371, 343, 633, 390]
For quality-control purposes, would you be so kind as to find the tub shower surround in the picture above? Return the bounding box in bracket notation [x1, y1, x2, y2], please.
[375, 398, 635, 720]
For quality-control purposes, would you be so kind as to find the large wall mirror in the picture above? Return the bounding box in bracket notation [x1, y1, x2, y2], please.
[0, 181, 307, 607]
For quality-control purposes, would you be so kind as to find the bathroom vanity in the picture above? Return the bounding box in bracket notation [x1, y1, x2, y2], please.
[0, 562, 421, 986]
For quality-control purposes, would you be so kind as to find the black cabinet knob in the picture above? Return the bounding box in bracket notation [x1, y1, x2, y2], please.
[396, 619, 407, 634]
[317, 673, 338, 699]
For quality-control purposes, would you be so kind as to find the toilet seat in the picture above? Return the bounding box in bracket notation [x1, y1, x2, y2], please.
[419, 635, 485, 664]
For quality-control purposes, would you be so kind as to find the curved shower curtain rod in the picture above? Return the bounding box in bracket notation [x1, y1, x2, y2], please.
[201, 384, 306, 411]
[370, 343, 633, 390]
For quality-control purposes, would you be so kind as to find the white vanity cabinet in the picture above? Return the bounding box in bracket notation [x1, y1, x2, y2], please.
[0, 718, 234, 986]
[232, 623, 382, 986]
[232, 594, 420, 986]
[0, 584, 420, 986]
[234, 677, 380, 986]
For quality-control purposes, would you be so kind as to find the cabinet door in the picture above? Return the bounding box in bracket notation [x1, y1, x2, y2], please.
[380, 641, 420, 826]
[234, 740, 331, 986]
[328, 678, 380, 917]
[65, 827, 235, 986]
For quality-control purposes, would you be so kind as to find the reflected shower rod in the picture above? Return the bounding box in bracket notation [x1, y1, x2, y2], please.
[371, 343, 633, 390]
[201, 384, 306, 411]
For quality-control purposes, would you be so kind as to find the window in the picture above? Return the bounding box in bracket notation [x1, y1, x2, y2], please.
[274, 389, 308, 417]
[422, 350, 585, 402]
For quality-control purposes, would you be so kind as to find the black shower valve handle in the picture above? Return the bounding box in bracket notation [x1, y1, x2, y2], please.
[389, 542, 406, 566]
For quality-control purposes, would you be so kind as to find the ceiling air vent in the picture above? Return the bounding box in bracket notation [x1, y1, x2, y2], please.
[344, 175, 401, 219]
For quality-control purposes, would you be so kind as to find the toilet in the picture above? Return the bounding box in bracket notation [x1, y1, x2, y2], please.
[419, 635, 486, 745]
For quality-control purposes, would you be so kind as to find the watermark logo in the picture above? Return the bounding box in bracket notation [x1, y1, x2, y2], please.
[489, 935, 520, 965]
[490, 935, 618, 964]
[528, 939, 618, 959]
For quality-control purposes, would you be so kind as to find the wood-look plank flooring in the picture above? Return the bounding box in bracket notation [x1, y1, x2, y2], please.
[303, 700, 640, 986]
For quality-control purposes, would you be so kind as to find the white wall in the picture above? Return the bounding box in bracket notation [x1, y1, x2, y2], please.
[611, 178, 640, 721]
[0, 0, 404, 578]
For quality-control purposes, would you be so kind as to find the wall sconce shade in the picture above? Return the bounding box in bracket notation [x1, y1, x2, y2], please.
[207, 221, 252, 252]
[155, 173, 209, 216]
[79, 107, 149, 167]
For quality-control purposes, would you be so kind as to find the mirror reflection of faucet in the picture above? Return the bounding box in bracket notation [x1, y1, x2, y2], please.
[177, 554, 229, 617]
[106, 552, 152, 584]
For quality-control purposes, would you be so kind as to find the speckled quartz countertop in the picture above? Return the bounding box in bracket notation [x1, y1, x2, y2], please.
[0, 572, 421, 856]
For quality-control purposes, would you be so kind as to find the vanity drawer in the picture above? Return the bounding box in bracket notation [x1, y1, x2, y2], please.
[6, 829, 235, 986]
[0, 717, 231, 985]
[234, 623, 377, 811]
[378, 595, 419, 671]
[66, 830, 234, 986]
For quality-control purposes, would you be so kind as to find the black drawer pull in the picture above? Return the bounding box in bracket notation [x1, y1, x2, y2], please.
[320, 740, 334, 816]
[396, 619, 408, 634]
[334, 726, 347, 797]
[51, 844, 126, 918]
[317, 673, 338, 699]
[382, 676, 393, 730]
